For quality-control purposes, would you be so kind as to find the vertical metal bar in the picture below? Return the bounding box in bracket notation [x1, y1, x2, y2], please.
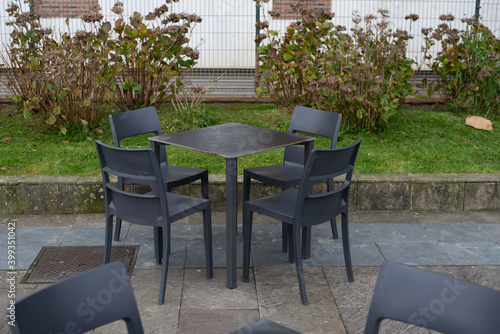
[255, 1, 261, 91]
[226, 157, 238, 289]
[475, 0, 481, 19]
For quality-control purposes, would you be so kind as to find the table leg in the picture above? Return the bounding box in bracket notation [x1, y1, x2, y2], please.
[302, 141, 312, 259]
[226, 157, 238, 289]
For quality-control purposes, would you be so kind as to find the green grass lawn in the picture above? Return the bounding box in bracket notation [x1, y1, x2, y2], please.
[1, 103, 498, 175]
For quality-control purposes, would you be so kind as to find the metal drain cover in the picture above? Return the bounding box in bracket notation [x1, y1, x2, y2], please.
[22, 246, 139, 284]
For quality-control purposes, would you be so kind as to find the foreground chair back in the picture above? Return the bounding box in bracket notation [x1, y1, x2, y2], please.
[95, 140, 213, 304]
[243, 139, 361, 305]
[243, 106, 343, 252]
[7, 262, 143, 334]
[109, 107, 208, 241]
[364, 261, 500, 334]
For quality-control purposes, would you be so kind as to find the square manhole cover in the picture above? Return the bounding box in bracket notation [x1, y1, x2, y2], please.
[21, 246, 139, 284]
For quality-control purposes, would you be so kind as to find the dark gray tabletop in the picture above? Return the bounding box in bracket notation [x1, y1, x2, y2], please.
[149, 122, 314, 158]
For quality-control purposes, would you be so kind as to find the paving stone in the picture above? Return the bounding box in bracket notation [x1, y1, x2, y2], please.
[2, 227, 69, 270]
[257, 284, 346, 334]
[178, 309, 260, 334]
[423, 223, 495, 243]
[323, 267, 380, 309]
[60, 225, 109, 246]
[181, 268, 258, 310]
[253, 266, 328, 286]
[438, 242, 500, 265]
[376, 242, 454, 265]
[478, 224, 500, 242]
[457, 265, 500, 291]
[363, 223, 435, 243]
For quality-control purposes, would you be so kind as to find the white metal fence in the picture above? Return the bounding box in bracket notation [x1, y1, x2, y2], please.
[1, 0, 499, 95]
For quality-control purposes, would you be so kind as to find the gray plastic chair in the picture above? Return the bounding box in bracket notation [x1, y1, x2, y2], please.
[109, 107, 209, 241]
[243, 106, 342, 253]
[7, 262, 144, 334]
[95, 140, 213, 305]
[243, 139, 361, 305]
[364, 261, 500, 334]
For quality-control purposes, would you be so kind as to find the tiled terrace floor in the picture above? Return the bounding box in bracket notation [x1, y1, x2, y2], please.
[1, 211, 499, 333]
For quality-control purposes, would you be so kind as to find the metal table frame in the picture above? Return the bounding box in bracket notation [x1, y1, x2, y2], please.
[150, 123, 314, 288]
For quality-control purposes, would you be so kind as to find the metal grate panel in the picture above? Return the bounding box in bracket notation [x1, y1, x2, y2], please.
[21, 246, 139, 284]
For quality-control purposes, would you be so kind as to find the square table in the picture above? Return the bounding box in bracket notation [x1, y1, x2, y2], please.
[150, 123, 314, 289]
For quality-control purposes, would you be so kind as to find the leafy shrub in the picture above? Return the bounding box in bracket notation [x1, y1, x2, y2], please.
[0, 0, 202, 133]
[110, 1, 202, 111]
[419, 15, 499, 118]
[1, 1, 115, 134]
[254, 0, 416, 130]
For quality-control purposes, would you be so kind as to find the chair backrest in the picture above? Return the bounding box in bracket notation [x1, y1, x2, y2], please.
[95, 140, 168, 226]
[364, 261, 500, 334]
[296, 139, 361, 227]
[109, 106, 166, 164]
[8, 262, 144, 334]
[284, 106, 342, 166]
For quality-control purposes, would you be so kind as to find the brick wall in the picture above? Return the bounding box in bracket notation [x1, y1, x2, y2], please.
[35, 0, 99, 18]
[272, 0, 331, 19]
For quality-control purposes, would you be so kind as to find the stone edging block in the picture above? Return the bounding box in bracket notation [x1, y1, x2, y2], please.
[0, 174, 498, 214]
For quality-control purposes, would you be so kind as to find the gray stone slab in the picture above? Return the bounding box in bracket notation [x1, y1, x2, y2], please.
[457, 265, 500, 291]
[94, 284, 183, 333]
[314, 240, 385, 267]
[124, 225, 187, 269]
[60, 225, 112, 246]
[363, 223, 435, 243]
[178, 309, 260, 334]
[184, 223, 233, 268]
[257, 284, 346, 334]
[130, 268, 184, 286]
[323, 267, 380, 309]
[250, 224, 321, 267]
[181, 268, 258, 309]
[376, 242, 454, 265]
[2, 227, 69, 270]
[423, 223, 496, 243]
[253, 266, 328, 287]
[438, 242, 500, 265]
[479, 224, 500, 243]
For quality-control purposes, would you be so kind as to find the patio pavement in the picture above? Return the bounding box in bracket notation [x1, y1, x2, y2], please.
[1, 210, 500, 333]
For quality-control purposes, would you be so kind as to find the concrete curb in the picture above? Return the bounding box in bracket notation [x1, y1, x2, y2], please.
[1, 173, 498, 214]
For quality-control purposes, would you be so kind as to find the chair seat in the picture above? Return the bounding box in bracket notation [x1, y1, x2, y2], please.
[162, 164, 208, 185]
[166, 192, 210, 221]
[244, 163, 303, 189]
[245, 188, 298, 223]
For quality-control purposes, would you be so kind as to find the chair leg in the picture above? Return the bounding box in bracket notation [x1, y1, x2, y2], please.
[154, 226, 163, 265]
[242, 208, 253, 282]
[113, 217, 122, 241]
[301, 226, 311, 259]
[293, 226, 308, 306]
[282, 223, 289, 253]
[104, 214, 114, 264]
[327, 180, 339, 240]
[287, 224, 294, 263]
[341, 212, 354, 282]
[203, 207, 213, 279]
[158, 227, 170, 305]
